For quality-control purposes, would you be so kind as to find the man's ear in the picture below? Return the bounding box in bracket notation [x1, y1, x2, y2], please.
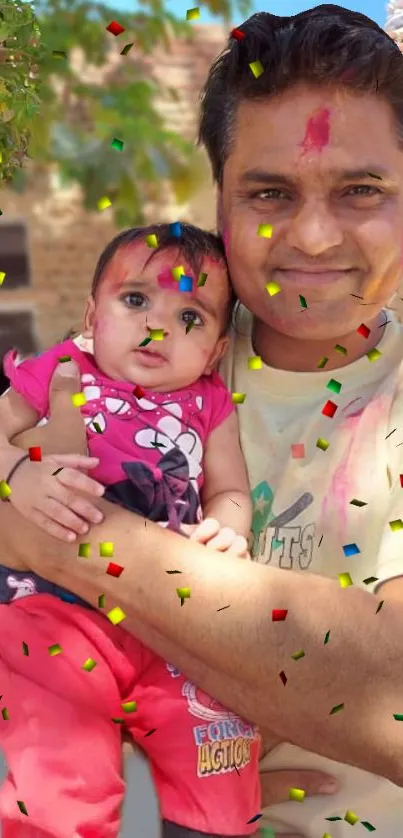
[82, 296, 96, 338]
[204, 335, 230, 375]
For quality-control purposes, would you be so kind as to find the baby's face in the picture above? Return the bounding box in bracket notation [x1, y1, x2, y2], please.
[83, 241, 232, 391]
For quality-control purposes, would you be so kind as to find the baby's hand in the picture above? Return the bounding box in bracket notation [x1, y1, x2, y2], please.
[183, 518, 250, 559]
[7, 453, 105, 542]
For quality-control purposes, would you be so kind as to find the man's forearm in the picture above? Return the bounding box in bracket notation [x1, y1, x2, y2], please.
[1, 496, 403, 786]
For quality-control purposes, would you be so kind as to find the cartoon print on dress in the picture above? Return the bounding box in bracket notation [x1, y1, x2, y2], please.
[6, 575, 37, 601]
[251, 481, 316, 570]
[166, 663, 259, 778]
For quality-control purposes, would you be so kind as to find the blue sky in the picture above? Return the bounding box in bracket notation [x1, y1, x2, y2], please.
[112, 0, 388, 27]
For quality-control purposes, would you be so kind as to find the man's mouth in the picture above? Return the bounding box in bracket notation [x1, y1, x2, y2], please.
[276, 267, 355, 286]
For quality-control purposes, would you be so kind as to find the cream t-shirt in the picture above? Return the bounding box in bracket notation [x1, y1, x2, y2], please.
[220, 306, 403, 837]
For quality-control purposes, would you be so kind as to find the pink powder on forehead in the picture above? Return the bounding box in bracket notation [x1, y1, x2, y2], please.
[299, 108, 331, 156]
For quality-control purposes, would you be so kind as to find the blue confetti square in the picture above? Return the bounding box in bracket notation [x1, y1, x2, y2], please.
[169, 222, 182, 237]
[179, 275, 193, 292]
[342, 543, 360, 557]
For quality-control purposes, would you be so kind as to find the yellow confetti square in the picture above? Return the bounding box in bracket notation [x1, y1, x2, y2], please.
[48, 644, 62, 656]
[150, 328, 165, 341]
[344, 811, 359, 825]
[82, 658, 97, 672]
[71, 392, 87, 407]
[316, 437, 329, 451]
[186, 6, 200, 19]
[177, 587, 191, 601]
[338, 572, 353, 588]
[172, 265, 185, 281]
[107, 606, 126, 625]
[232, 393, 246, 404]
[146, 234, 158, 248]
[389, 519, 403, 532]
[265, 281, 281, 297]
[248, 356, 262, 370]
[97, 196, 112, 211]
[0, 271, 6, 286]
[100, 542, 114, 558]
[257, 224, 273, 238]
[367, 348, 382, 362]
[249, 60, 264, 78]
[0, 480, 11, 500]
[288, 788, 306, 802]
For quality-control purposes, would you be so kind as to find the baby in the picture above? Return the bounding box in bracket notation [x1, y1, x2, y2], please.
[0, 223, 261, 838]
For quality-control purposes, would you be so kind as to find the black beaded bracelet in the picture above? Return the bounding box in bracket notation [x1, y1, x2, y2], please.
[4, 453, 30, 493]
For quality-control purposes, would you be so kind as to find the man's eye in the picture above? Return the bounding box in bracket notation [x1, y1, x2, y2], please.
[181, 309, 203, 326]
[345, 185, 382, 197]
[122, 292, 147, 308]
[251, 188, 290, 201]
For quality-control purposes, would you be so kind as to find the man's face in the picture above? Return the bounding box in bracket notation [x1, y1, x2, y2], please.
[220, 84, 403, 341]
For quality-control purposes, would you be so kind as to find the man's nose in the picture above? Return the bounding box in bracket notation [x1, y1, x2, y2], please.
[286, 199, 344, 256]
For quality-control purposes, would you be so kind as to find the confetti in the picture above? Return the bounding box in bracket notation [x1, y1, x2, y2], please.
[28, 446, 42, 462]
[98, 594, 105, 609]
[17, 801, 28, 816]
[291, 443, 305, 459]
[1, 708, 8, 720]
[338, 572, 353, 588]
[177, 587, 191, 606]
[393, 713, 403, 721]
[389, 519, 403, 532]
[334, 344, 347, 355]
[327, 378, 342, 394]
[172, 265, 185, 281]
[93, 421, 103, 434]
[367, 348, 382, 362]
[48, 644, 62, 656]
[316, 437, 329, 451]
[324, 630, 331, 644]
[106, 562, 124, 578]
[289, 788, 306, 802]
[375, 600, 384, 614]
[265, 281, 281, 297]
[107, 606, 126, 625]
[0, 271, 5, 286]
[169, 222, 182, 237]
[342, 543, 360, 557]
[217, 604, 231, 612]
[232, 393, 246, 404]
[120, 43, 134, 55]
[58, 355, 72, 363]
[330, 703, 345, 715]
[146, 233, 158, 248]
[133, 384, 145, 399]
[0, 481, 11, 500]
[350, 498, 367, 507]
[257, 223, 273, 238]
[139, 337, 152, 347]
[82, 658, 97, 672]
[291, 649, 305, 660]
[299, 295, 308, 309]
[145, 727, 157, 737]
[150, 329, 165, 341]
[22, 641, 29, 656]
[52, 50, 67, 59]
[248, 356, 262, 370]
[357, 323, 371, 338]
[344, 811, 359, 825]
[111, 138, 124, 152]
[322, 834, 332, 838]
[249, 60, 264, 78]
[78, 543, 91, 558]
[231, 27, 245, 40]
[122, 700, 137, 713]
[247, 813, 263, 824]
[317, 356, 329, 369]
[272, 608, 288, 622]
[186, 7, 200, 19]
[361, 822, 376, 832]
[179, 275, 193, 292]
[318, 534, 323, 547]
[197, 272, 208, 286]
[97, 196, 112, 211]
[71, 392, 86, 407]
[363, 576, 378, 585]
[322, 400, 338, 418]
[99, 542, 114, 558]
[106, 20, 125, 35]
[326, 817, 342, 822]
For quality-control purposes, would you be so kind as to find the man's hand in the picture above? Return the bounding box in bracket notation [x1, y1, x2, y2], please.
[258, 766, 339, 837]
[8, 452, 105, 542]
[182, 517, 250, 558]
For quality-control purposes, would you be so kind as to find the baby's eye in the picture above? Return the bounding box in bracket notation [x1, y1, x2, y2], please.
[180, 309, 204, 327]
[122, 292, 147, 308]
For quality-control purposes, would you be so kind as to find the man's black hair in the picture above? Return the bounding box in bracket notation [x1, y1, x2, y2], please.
[198, 4, 403, 184]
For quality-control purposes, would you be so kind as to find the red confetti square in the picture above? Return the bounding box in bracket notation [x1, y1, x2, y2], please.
[291, 443, 305, 459]
[28, 446, 42, 462]
[357, 323, 370, 339]
[279, 670, 287, 686]
[106, 20, 125, 36]
[400, 474, 403, 488]
[231, 27, 245, 40]
[272, 608, 288, 622]
[106, 562, 124, 578]
[322, 400, 338, 418]
[133, 385, 145, 400]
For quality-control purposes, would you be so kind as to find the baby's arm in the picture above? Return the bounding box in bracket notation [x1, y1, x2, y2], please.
[0, 387, 42, 475]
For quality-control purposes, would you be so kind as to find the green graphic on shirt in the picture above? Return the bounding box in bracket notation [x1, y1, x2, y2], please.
[250, 481, 275, 556]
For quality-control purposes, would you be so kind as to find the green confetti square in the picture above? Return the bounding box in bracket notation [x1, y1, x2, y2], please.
[78, 543, 91, 558]
[98, 593, 105, 609]
[122, 700, 137, 713]
[22, 641, 29, 656]
[197, 272, 208, 286]
[367, 348, 382, 362]
[120, 42, 134, 55]
[291, 649, 305, 660]
[1, 707, 9, 720]
[317, 356, 329, 369]
[393, 713, 403, 721]
[334, 344, 347, 355]
[324, 630, 331, 644]
[58, 355, 72, 363]
[48, 644, 62, 656]
[361, 822, 376, 833]
[327, 378, 342, 394]
[82, 658, 97, 672]
[316, 437, 329, 451]
[111, 137, 124, 151]
[329, 702, 344, 715]
[389, 519, 403, 532]
[17, 800, 28, 816]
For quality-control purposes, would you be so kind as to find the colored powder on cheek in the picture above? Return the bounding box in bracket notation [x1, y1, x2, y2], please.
[299, 108, 331, 155]
[157, 266, 181, 291]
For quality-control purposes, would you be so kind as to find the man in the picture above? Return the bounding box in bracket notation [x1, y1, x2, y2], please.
[2, 4, 403, 836]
